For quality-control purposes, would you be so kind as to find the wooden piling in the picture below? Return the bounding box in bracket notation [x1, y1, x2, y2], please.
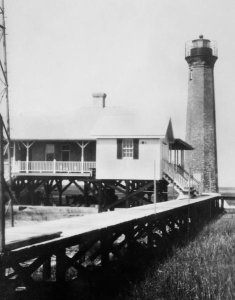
[98, 183, 103, 213]
[42, 257, 51, 281]
[56, 249, 66, 282]
[56, 180, 63, 206]
[44, 181, 52, 206]
[84, 182, 89, 207]
[100, 230, 109, 267]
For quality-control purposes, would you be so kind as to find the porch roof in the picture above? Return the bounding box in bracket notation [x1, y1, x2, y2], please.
[170, 138, 194, 150]
[10, 106, 171, 141]
[10, 107, 103, 141]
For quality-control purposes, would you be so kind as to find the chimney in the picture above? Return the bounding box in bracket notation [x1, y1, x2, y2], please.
[92, 93, 107, 108]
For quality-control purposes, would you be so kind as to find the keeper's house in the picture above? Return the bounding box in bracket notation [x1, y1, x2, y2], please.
[10, 94, 196, 191]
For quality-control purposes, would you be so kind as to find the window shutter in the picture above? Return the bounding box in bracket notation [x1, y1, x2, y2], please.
[117, 139, 123, 159]
[133, 139, 139, 159]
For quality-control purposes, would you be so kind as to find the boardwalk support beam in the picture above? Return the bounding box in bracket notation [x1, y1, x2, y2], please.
[56, 249, 66, 282]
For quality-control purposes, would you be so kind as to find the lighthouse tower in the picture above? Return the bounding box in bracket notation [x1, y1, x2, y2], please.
[185, 35, 218, 192]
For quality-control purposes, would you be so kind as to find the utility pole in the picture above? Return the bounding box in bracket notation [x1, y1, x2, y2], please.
[0, 116, 5, 253]
[1, 0, 10, 134]
[0, 0, 13, 226]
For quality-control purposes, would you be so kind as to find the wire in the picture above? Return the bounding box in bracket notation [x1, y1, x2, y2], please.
[0, 87, 5, 103]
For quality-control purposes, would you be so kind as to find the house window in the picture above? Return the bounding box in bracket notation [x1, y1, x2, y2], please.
[122, 139, 133, 158]
[117, 139, 139, 159]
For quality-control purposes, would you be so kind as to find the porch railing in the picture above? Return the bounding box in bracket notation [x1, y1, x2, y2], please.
[11, 161, 96, 175]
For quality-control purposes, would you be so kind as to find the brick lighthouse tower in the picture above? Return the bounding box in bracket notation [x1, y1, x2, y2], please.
[185, 35, 218, 192]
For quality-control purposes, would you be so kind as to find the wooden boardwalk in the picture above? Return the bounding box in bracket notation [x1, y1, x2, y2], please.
[6, 193, 221, 250]
[1, 193, 223, 286]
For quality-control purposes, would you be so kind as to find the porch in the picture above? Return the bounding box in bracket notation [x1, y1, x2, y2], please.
[162, 138, 202, 195]
[11, 160, 96, 177]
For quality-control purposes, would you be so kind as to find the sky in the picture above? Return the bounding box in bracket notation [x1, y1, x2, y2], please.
[2, 0, 235, 187]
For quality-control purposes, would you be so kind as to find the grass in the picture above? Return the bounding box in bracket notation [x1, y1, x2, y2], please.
[128, 214, 235, 300]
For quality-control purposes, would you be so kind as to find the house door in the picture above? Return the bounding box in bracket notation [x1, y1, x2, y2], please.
[45, 144, 55, 161]
[61, 145, 70, 161]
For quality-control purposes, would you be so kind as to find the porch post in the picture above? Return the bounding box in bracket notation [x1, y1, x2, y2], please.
[181, 150, 184, 169]
[26, 143, 29, 173]
[81, 142, 84, 173]
[53, 159, 56, 174]
[22, 142, 35, 173]
[76, 141, 90, 174]
[169, 150, 171, 163]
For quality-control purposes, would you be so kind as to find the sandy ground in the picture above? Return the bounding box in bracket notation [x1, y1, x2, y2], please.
[5, 205, 98, 228]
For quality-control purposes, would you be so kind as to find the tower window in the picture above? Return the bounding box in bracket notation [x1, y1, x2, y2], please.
[189, 69, 193, 80]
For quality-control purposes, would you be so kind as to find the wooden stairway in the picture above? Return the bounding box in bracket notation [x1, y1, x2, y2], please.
[162, 160, 201, 197]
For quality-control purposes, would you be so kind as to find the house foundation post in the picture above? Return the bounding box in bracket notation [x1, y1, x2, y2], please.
[84, 181, 89, 207]
[27, 181, 35, 205]
[44, 181, 53, 206]
[56, 180, 63, 206]
[125, 181, 130, 208]
[158, 180, 168, 202]
[98, 182, 103, 213]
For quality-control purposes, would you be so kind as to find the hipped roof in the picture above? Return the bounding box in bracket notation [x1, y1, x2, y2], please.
[91, 109, 168, 138]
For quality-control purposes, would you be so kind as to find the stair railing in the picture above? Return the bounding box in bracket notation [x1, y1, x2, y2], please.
[162, 159, 201, 192]
[162, 160, 188, 190]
